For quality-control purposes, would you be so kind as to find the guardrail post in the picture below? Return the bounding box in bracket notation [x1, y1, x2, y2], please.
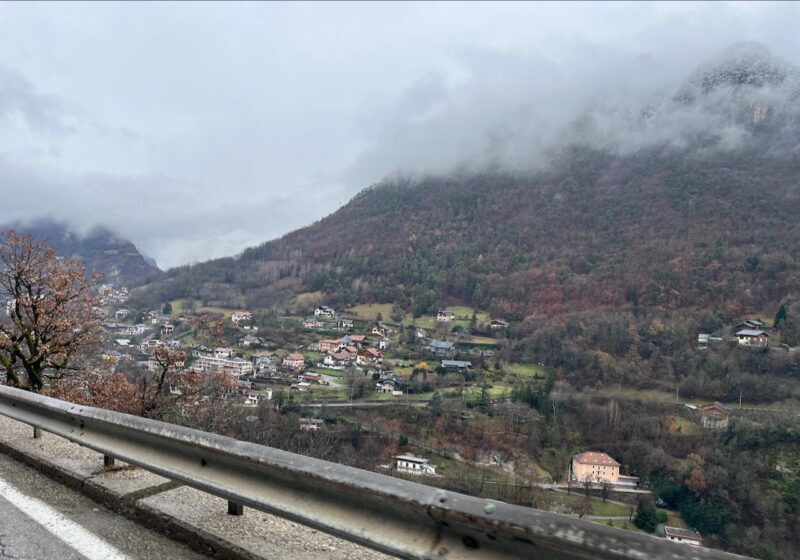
[103, 455, 115, 468]
[33, 426, 41, 439]
[227, 500, 244, 516]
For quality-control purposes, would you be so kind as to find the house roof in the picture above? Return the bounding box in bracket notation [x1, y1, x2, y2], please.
[430, 340, 455, 349]
[350, 335, 367, 342]
[442, 360, 472, 368]
[735, 329, 769, 337]
[699, 401, 731, 415]
[395, 455, 429, 464]
[573, 451, 620, 467]
[663, 526, 702, 541]
[285, 353, 304, 361]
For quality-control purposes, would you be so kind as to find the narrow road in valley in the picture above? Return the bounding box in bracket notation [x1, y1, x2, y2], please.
[300, 400, 428, 408]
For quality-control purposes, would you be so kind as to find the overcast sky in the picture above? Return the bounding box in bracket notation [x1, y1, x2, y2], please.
[0, 2, 798, 268]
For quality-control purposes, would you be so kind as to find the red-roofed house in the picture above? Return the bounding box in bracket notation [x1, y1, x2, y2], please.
[572, 451, 621, 484]
[356, 348, 383, 366]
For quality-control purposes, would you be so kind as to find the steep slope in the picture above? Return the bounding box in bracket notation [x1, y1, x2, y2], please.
[139, 145, 800, 318]
[6, 219, 162, 286]
[137, 44, 800, 318]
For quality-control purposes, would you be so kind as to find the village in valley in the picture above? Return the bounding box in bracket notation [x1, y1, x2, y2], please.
[82, 286, 794, 549]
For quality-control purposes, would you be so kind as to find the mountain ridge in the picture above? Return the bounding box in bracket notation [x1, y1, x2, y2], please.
[133, 44, 800, 320]
[4, 219, 163, 287]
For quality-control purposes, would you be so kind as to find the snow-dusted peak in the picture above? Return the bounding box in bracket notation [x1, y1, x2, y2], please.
[685, 42, 799, 95]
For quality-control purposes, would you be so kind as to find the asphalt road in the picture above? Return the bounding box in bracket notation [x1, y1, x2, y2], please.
[0, 452, 204, 560]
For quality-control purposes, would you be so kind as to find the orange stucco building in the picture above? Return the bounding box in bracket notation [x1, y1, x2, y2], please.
[571, 451, 620, 484]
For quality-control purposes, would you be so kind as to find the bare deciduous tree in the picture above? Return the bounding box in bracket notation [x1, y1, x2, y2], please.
[579, 474, 594, 518]
[0, 231, 98, 391]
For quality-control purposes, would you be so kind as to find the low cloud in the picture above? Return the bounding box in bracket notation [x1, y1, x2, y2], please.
[347, 42, 800, 185]
[1, 3, 799, 268]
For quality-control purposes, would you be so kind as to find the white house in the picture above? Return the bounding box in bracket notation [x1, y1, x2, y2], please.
[436, 310, 456, 322]
[299, 418, 325, 431]
[663, 526, 703, 547]
[441, 360, 472, 371]
[231, 311, 253, 323]
[395, 455, 436, 476]
[140, 339, 165, 351]
[303, 317, 323, 329]
[337, 317, 354, 330]
[195, 354, 253, 377]
[125, 324, 146, 336]
[314, 306, 336, 318]
[376, 379, 400, 394]
[214, 347, 234, 358]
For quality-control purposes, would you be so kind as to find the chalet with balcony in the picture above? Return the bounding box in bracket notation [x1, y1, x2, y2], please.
[735, 328, 769, 347]
[699, 401, 731, 429]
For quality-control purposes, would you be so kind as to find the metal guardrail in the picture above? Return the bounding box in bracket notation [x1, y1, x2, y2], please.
[0, 385, 749, 560]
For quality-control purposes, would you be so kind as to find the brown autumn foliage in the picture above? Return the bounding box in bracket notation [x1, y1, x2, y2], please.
[0, 231, 99, 391]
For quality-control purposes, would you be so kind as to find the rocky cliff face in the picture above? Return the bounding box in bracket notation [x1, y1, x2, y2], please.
[676, 42, 800, 129]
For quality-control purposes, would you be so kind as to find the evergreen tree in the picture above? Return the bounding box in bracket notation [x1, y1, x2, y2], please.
[162, 301, 173, 315]
[774, 304, 787, 328]
[634, 498, 657, 533]
[430, 390, 443, 416]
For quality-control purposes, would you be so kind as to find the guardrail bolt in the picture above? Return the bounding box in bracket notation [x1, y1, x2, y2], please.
[32, 427, 41, 439]
[228, 500, 244, 516]
[103, 455, 116, 468]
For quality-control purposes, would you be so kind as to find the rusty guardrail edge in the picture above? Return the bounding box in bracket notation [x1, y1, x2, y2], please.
[0, 385, 750, 560]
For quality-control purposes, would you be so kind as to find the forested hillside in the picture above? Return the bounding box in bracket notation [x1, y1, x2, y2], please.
[140, 144, 800, 319]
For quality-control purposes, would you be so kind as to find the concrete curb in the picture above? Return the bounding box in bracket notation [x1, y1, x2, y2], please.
[0, 436, 260, 560]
